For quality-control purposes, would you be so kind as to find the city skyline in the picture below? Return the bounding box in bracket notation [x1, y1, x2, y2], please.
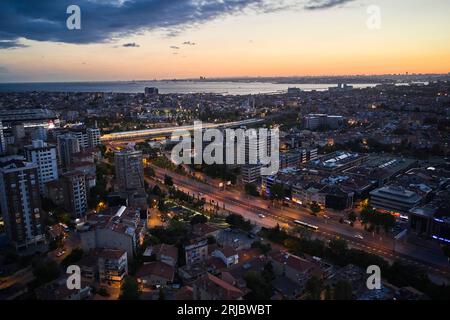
[1, 0, 450, 82]
[0, 0, 450, 305]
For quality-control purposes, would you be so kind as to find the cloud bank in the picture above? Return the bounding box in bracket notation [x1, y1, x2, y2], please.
[0, 0, 356, 48]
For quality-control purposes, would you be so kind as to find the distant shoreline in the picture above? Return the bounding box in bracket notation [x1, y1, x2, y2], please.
[1, 73, 449, 85]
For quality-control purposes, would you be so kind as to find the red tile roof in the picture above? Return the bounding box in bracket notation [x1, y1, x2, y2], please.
[195, 273, 243, 300]
[136, 261, 174, 282]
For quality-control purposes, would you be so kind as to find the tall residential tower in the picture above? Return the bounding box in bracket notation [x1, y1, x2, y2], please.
[0, 156, 45, 250]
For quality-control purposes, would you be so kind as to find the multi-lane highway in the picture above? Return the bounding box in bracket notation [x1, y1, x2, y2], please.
[148, 164, 450, 279]
[101, 118, 264, 141]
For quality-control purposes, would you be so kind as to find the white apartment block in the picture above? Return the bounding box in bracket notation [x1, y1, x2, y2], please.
[24, 140, 59, 194]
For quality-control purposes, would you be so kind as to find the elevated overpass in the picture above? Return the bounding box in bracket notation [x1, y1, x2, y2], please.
[101, 118, 264, 142]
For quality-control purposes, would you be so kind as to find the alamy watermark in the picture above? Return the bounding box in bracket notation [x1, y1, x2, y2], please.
[366, 265, 381, 290]
[66, 265, 81, 290]
[170, 121, 280, 176]
[366, 5, 381, 30]
[66, 5, 81, 30]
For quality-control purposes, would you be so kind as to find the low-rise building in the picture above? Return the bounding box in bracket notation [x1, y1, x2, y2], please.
[212, 246, 239, 268]
[408, 188, 450, 243]
[193, 273, 244, 300]
[370, 186, 422, 217]
[79, 206, 146, 259]
[98, 248, 128, 288]
[269, 251, 324, 288]
[136, 261, 175, 289]
[144, 243, 178, 267]
[184, 237, 208, 266]
[35, 276, 91, 300]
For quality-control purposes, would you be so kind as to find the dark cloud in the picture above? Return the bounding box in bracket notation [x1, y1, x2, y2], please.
[0, 40, 28, 49]
[0, 66, 9, 73]
[0, 0, 267, 46]
[182, 41, 196, 46]
[0, 1, 357, 48]
[304, 0, 355, 10]
[170, 45, 180, 50]
[122, 42, 140, 47]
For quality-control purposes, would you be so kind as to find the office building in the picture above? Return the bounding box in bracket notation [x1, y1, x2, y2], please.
[308, 151, 368, 173]
[279, 148, 318, 169]
[408, 188, 450, 243]
[303, 114, 344, 130]
[114, 148, 144, 192]
[0, 156, 45, 250]
[241, 164, 263, 184]
[370, 186, 422, 217]
[24, 140, 58, 193]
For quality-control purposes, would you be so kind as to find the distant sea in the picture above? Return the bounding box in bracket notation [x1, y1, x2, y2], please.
[0, 80, 379, 95]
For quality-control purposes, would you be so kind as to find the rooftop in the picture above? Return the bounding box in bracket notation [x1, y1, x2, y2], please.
[136, 261, 175, 281]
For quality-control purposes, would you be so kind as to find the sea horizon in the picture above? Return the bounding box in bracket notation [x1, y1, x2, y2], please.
[0, 80, 383, 95]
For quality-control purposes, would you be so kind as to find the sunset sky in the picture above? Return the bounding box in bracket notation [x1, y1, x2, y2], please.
[1, 0, 450, 82]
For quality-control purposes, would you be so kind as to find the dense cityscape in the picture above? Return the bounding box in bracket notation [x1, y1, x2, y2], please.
[0, 77, 449, 301]
[1, 0, 450, 312]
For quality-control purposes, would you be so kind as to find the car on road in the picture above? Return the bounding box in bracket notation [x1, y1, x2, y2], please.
[354, 234, 364, 240]
[258, 214, 266, 218]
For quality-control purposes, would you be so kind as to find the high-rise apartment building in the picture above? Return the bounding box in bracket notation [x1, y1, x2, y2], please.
[0, 156, 45, 250]
[87, 127, 101, 148]
[24, 140, 59, 193]
[0, 120, 5, 155]
[12, 124, 25, 142]
[62, 170, 88, 219]
[30, 127, 48, 141]
[233, 128, 274, 165]
[57, 133, 80, 170]
[69, 129, 89, 149]
[238, 128, 276, 184]
[114, 148, 144, 192]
